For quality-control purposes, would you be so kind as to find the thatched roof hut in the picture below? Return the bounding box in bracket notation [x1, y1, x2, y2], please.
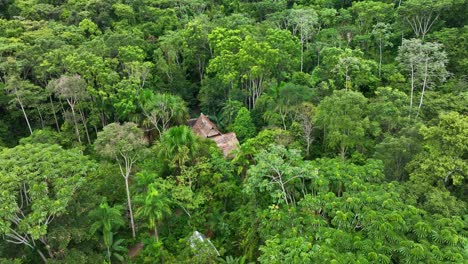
[188, 114, 239, 157]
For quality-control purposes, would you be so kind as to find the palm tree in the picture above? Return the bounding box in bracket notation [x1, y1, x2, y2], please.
[140, 90, 189, 137]
[136, 183, 171, 241]
[89, 202, 126, 263]
[158, 126, 200, 172]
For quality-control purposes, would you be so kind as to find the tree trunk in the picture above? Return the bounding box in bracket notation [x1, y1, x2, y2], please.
[280, 182, 289, 205]
[154, 225, 159, 242]
[317, 48, 320, 67]
[49, 96, 60, 133]
[197, 56, 204, 84]
[300, 40, 304, 72]
[16, 94, 33, 135]
[416, 59, 429, 117]
[409, 64, 415, 116]
[79, 108, 91, 144]
[345, 70, 350, 91]
[378, 39, 382, 77]
[340, 145, 346, 160]
[280, 109, 287, 130]
[69, 103, 81, 144]
[125, 176, 136, 238]
[37, 249, 48, 263]
[107, 245, 111, 264]
[37, 107, 45, 129]
[416, 84, 426, 118]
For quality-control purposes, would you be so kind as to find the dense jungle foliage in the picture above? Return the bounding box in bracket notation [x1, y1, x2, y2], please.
[0, 0, 467, 263]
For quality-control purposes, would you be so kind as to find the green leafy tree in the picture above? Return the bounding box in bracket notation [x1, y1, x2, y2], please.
[368, 87, 409, 135]
[287, 8, 318, 71]
[429, 26, 468, 74]
[293, 102, 316, 157]
[398, 0, 453, 40]
[406, 112, 467, 215]
[4, 74, 44, 135]
[136, 183, 171, 242]
[256, 158, 466, 263]
[315, 47, 377, 92]
[94, 122, 147, 238]
[420, 87, 468, 121]
[208, 29, 280, 109]
[374, 127, 422, 181]
[350, 1, 394, 35]
[140, 90, 188, 137]
[397, 39, 449, 117]
[48, 74, 90, 144]
[232, 129, 294, 177]
[231, 107, 256, 143]
[157, 125, 201, 173]
[0, 144, 96, 262]
[220, 99, 243, 130]
[246, 144, 316, 206]
[262, 83, 312, 130]
[265, 28, 301, 81]
[62, 50, 119, 127]
[78, 18, 102, 38]
[315, 90, 371, 159]
[153, 30, 187, 91]
[89, 202, 126, 263]
[182, 15, 213, 83]
[371, 23, 393, 77]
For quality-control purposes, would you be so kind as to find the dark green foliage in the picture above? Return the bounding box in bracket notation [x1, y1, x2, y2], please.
[315, 90, 373, 159]
[0, 0, 466, 262]
[230, 107, 256, 143]
[0, 143, 97, 262]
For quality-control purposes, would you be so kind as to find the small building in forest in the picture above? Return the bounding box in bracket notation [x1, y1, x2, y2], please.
[188, 114, 239, 157]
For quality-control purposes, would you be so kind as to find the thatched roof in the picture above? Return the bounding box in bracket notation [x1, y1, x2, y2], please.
[190, 114, 222, 138]
[211, 132, 238, 157]
[188, 114, 239, 157]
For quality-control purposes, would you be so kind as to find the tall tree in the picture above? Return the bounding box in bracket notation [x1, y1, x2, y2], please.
[136, 183, 171, 242]
[94, 122, 147, 238]
[315, 90, 371, 159]
[48, 75, 90, 144]
[140, 90, 189, 137]
[368, 87, 409, 135]
[0, 143, 96, 262]
[246, 144, 315, 206]
[398, 0, 453, 40]
[316, 47, 377, 92]
[4, 75, 43, 135]
[89, 202, 126, 263]
[157, 125, 200, 173]
[265, 28, 301, 82]
[288, 8, 318, 72]
[371, 23, 393, 77]
[182, 15, 213, 83]
[294, 102, 316, 157]
[406, 112, 467, 215]
[429, 27, 468, 74]
[350, 1, 394, 35]
[231, 107, 256, 143]
[208, 29, 280, 109]
[397, 39, 449, 117]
